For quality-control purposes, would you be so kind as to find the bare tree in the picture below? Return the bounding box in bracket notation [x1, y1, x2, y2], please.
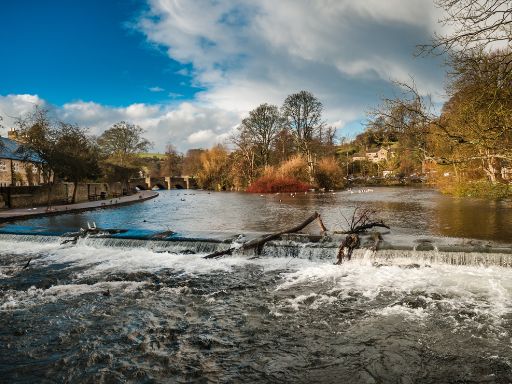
[230, 128, 257, 185]
[282, 91, 324, 182]
[237, 103, 283, 168]
[163, 144, 183, 176]
[420, 0, 512, 72]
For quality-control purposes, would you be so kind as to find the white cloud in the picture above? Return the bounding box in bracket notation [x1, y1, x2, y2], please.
[137, 0, 447, 135]
[1, 1, 449, 151]
[0, 94, 46, 122]
[0, 95, 240, 152]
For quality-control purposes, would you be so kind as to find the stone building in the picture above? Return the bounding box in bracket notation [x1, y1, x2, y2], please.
[0, 136, 44, 187]
[365, 147, 389, 163]
[352, 147, 391, 163]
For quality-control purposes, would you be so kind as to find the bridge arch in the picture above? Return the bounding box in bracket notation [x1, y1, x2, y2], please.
[152, 183, 167, 190]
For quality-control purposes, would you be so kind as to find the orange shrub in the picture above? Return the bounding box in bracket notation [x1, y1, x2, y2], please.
[315, 157, 345, 190]
[277, 155, 309, 182]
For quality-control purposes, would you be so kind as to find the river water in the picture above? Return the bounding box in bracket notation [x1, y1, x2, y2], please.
[15, 187, 512, 242]
[1, 187, 512, 383]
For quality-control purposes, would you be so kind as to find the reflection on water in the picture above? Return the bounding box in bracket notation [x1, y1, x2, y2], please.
[14, 187, 512, 242]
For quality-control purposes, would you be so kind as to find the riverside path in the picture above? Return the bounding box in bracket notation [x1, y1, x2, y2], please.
[0, 190, 158, 223]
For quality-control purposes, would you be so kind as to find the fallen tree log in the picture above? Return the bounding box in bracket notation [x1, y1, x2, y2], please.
[335, 207, 390, 264]
[333, 221, 390, 234]
[336, 234, 360, 264]
[203, 212, 323, 259]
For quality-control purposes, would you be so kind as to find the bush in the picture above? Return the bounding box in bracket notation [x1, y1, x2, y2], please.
[315, 157, 345, 190]
[277, 155, 310, 182]
[441, 179, 511, 199]
[247, 175, 311, 193]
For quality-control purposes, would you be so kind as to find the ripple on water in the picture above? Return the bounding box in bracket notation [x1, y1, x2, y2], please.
[1, 240, 512, 382]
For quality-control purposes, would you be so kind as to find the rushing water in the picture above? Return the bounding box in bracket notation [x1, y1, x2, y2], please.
[1, 237, 512, 383]
[1, 187, 512, 382]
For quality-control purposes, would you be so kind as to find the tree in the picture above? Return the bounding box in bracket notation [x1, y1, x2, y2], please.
[197, 145, 232, 191]
[53, 123, 100, 203]
[14, 107, 101, 205]
[230, 128, 257, 186]
[439, 50, 512, 183]
[14, 108, 60, 206]
[282, 91, 324, 182]
[98, 121, 151, 160]
[163, 144, 183, 176]
[272, 128, 296, 164]
[422, 0, 511, 55]
[97, 121, 151, 189]
[237, 103, 283, 167]
[368, 81, 431, 173]
[182, 149, 204, 176]
[420, 0, 512, 80]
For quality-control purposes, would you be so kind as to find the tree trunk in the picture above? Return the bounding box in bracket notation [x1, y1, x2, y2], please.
[204, 212, 323, 259]
[71, 180, 79, 204]
[46, 181, 54, 210]
[305, 148, 315, 185]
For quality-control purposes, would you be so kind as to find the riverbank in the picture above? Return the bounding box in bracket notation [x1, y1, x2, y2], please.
[0, 190, 159, 223]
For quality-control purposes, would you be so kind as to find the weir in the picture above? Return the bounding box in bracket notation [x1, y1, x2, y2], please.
[1, 225, 511, 267]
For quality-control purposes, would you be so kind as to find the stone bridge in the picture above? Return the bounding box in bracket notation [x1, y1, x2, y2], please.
[129, 176, 198, 191]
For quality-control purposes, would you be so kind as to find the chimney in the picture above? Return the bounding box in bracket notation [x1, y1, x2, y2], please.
[7, 128, 20, 142]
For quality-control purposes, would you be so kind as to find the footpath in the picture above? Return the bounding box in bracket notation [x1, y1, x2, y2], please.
[0, 190, 159, 223]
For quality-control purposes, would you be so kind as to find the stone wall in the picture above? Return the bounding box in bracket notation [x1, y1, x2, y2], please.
[0, 182, 123, 208]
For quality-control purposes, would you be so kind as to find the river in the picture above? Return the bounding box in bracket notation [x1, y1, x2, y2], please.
[1, 187, 511, 383]
[13, 187, 512, 242]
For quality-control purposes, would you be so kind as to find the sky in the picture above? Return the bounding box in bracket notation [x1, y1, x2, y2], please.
[0, 0, 448, 152]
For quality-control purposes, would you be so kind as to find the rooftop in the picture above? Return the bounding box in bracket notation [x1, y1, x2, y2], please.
[0, 137, 43, 163]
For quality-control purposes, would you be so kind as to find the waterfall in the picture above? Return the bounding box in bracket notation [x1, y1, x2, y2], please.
[1, 232, 511, 267]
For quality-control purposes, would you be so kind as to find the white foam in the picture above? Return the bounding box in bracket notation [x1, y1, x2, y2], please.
[0, 281, 147, 311]
[2, 239, 512, 330]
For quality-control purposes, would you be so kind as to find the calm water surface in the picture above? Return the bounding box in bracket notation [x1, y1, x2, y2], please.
[18, 187, 512, 242]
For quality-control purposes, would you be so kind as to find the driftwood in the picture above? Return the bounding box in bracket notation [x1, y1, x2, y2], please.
[203, 212, 323, 259]
[317, 215, 328, 232]
[334, 207, 390, 234]
[335, 207, 389, 264]
[333, 221, 389, 234]
[369, 231, 383, 251]
[336, 234, 360, 264]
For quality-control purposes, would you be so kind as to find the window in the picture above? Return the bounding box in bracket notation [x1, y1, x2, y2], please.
[13, 161, 19, 172]
[0, 160, 6, 172]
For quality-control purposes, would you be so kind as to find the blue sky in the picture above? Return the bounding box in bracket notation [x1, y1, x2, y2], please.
[1, 0, 196, 105]
[0, 0, 447, 151]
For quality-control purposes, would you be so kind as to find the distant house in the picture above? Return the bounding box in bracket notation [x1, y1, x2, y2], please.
[502, 167, 512, 181]
[365, 147, 389, 163]
[351, 153, 367, 162]
[0, 135, 44, 187]
[351, 146, 396, 164]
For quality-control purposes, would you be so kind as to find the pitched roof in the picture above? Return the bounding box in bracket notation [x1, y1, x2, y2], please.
[0, 137, 43, 163]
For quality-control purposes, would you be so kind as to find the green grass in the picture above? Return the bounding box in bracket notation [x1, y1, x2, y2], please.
[442, 180, 511, 199]
[137, 153, 166, 159]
